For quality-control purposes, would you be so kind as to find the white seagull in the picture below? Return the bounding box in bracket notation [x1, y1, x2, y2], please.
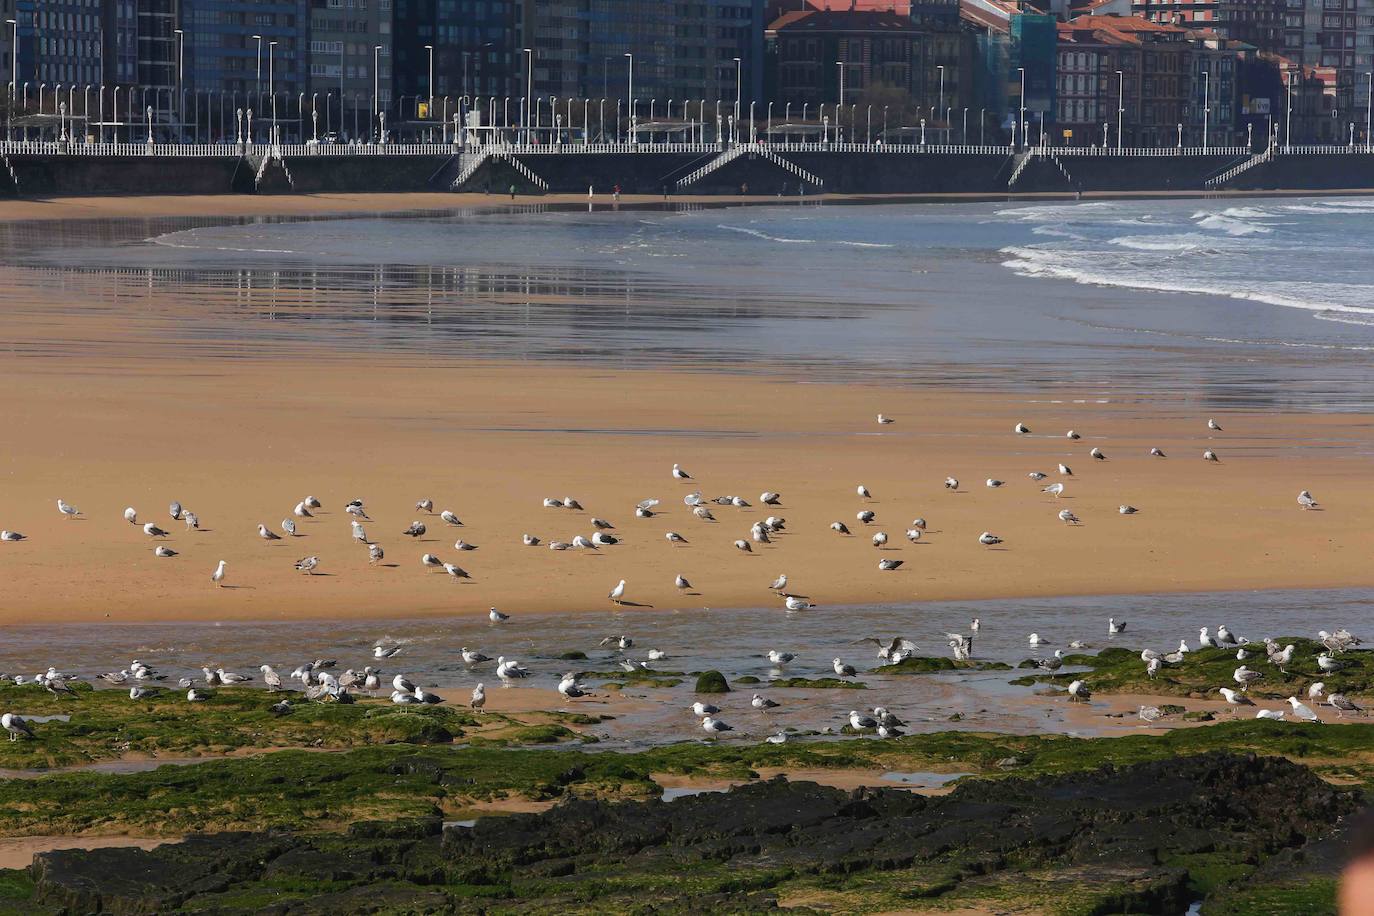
[609, 580, 627, 604]
[211, 560, 227, 587]
[57, 499, 81, 519]
[123, 507, 138, 525]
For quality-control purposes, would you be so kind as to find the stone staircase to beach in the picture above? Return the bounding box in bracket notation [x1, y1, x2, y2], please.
[1205, 147, 1273, 188]
[677, 144, 823, 191]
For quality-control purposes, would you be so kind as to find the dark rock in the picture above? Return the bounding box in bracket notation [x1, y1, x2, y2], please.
[28, 754, 1356, 914]
[694, 670, 730, 694]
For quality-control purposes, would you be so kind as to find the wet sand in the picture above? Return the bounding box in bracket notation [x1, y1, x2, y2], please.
[0, 186, 1369, 223]
[0, 349, 1371, 625]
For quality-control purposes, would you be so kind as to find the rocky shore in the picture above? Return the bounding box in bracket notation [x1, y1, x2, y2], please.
[15, 753, 1356, 914]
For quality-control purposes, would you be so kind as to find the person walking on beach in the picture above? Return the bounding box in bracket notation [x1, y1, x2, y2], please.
[509, 184, 516, 200]
[613, 184, 621, 202]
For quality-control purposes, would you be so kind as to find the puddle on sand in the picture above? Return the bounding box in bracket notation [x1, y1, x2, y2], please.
[879, 771, 971, 787]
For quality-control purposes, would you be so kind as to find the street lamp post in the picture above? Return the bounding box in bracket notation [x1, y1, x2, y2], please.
[836, 60, 844, 108]
[1285, 70, 1293, 151]
[733, 56, 742, 130]
[425, 44, 434, 125]
[1116, 69, 1124, 150]
[1366, 72, 1372, 151]
[1202, 68, 1210, 152]
[174, 28, 184, 142]
[1017, 67, 1026, 150]
[268, 40, 278, 141]
[524, 48, 534, 145]
[253, 35, 263, 133]
[936, 64, 945, 143]
[625, 52, 634, 144]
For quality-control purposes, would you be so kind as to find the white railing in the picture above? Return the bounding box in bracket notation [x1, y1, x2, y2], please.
[1205, 147, 1274, 188]
[0, 140, 459, 157]
[1008, 151, 1034, 186]
[1278, 144, 1370, 154]
[676, 146, 749, 188]
[453, 151, 491, 187]
[1052, 146, 1250, 156]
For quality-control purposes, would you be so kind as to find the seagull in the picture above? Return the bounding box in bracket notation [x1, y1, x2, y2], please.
[123, 507, 138, 525]
[1203, 450, 1219, 463]
[1058, 464, 1073, 477]
[1037, 650, 1065, 671]
[609, 580, 626, 604]
[1216, 625, 1237, 646]
[351, 521, 371, 544]
[1058, 509, 1081, 525]
[872, 532, 888, 547]
[970, 618, 980, 631]
[2, 713, 35, 741]
[905, 528, 922, 542]
[1233, 666, 1263, 690]
[877, 414, 894, 425]
[1066, 430, 1080, 440]
[1218, 687, 1254, 707]
[768, 650, 795, 665]
[402, 521, 426, 538]
[857, 484, 872, 500]
[672, 464, 692, 481]
[1028, 471, 1047, 481]
[1317, 653, 1343, 673]
[261, 665, 283, 691]
[752, 693, 780, 710]
[833, 658, 857, 677]
[1, 530, 26, 541]
[693, 505, 715, 521]
[421, 554, 443, 569]
[442, 563, 469, 581]
[522, 534, 540, 547]
[1308, 682, 1326, 700]
[454, 540, 477, 551]
[414, 499, 434, 513]
[978, 532, 1002, 546]
[1138, 705, 1164, 722]
[1328, 694, 1364, 717]
[986, 479, 1004, 489]
[1255, 709, 1285, 720]
[600, 635, 634, 651]
[857, 510, 875, 525]
[1029, 633, 1045, 646]
[830, 521, 851, 535]
[140, 522, 170, 539]
[304, 497, 322, 509]
[169, 501, 183, 520]
[571, 535, 597, 550]
[57, 499, 81, 519]
[1090, 447, 1106, 460]
[1108, 617, 1126, 634]
[345, 503, 370, 520]
[1067, 679, 1091, 701]
[293, 501, 313, 518]
[564, 498, 584, 511]
[1298, 490, 1318, 510]
[187, 688, 212, 702]
[701, 716, 732, 733]
[129, 686, 159, 700]
[1150, 447, 1166, 457]
[760, 492, 782, 506]
[1208, 418, 1222, 431]
[1199, 627, 1218, 649]
[674, 574, 691, 592]
[154, 545, 177, 558]
[211, 560, 227, 587]
[877, 559, 904, 571]
[1119, 505, 1139, 515]
[944, 477, 959, 490]
[692, 702, 721, 717]
[440, 510, 463, 526]
[294, 556, 319, 575]
[766, 731, 788, 744]
[374, 645, 402, 659]
[784, 596, 813, 611]
[769, 573, 788, 592]
[849, 709, 879, 729]
[665, 531, 688, 545]
[1014, 422, 1030, 434]
[734, 539, 752, 553]
[1042, 483, 1065, 497]
[543, 498, 563, 509]
[558, 673, 589, 699]
[278, 518, 298, 538]
[861, 636, 919, 662]
[483, 607, 508, 625]
[218, 667, 251, 684]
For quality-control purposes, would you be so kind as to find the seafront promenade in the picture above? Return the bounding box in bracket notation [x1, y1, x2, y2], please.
[0, 137, 1371, 197]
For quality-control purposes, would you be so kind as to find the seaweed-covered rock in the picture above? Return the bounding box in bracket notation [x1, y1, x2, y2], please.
[27, 753, 1357, 914]
[694, 670, 730, 694]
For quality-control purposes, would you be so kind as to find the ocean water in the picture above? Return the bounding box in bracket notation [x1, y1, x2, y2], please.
[1, 195, 1372, 409]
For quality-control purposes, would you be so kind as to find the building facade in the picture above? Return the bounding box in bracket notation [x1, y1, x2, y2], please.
[524, 0, 766, 110]
[306, 0, 391, 140]
[1131, 0, 1284, 53]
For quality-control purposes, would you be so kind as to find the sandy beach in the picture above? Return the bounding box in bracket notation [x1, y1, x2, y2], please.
[0, 346, 1370, 625]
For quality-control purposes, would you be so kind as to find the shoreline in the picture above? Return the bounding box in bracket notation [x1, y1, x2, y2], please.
[0, 185, 1370, 224]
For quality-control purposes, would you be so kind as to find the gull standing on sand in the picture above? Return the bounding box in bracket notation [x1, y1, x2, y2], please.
[1015, 423, 1030, 434]
[1218, 687, 1254, 707]
[1058, 509, 1080, 525]
[872, 532, 888, 548]
[979, 532, 1002, 546]
[401, 522, 425, 538]
[944, 477, 959, 490]
[1058, 464, 1073, 477]
[281, 518, 298, 537]
[124, 507, 138, 525]
[833, 658, 857, 677]
[57, 499, 81, 519]
[1067, 430, 1080, 440]
[468, 684, 486, 712]
[1, 530, 25, 541]
[1042, 483, 1064, 497]
[877, 414, 894, 425]
[830, 521, 851, 535]
[1298, 490, 1318, 510]
[986, 479, 1004, 489]
[1068, 680, 1091, 702]
[442, 563, 470, 581]
[1209, 418, 1222, 431]
[673, 464, 692, 481]
[1119, 505, 1139, 515]
[141, 522, 169, 538]
[294, 556, 319, 575]
[857, 510, 875, 525]
[169, 501, 183, 521]
[1233, 666, 1263, 690]
[1203, 449, 1219, 463]
[211, 560, 227, 587]
[734, 540, 753, 553]
[609, 580, 626, 605]
[857, 485, 872, 500]
[674, 574, 691, 591]
[1287, 697, 1321, 723]
[258, 523, 282, 542]
[878, 559, 903, 570]
[1329, 694, 1364, 717]
[154, 546, 177, 558]
[421, 553, 443, 569]
[761, 492, 782, 505]
[769, 574, 788, 592]
[441, 510, 462, 526]
[1028, 471, 1047, 481]
[665, 531, 688, 545]
[293, 501, 313, 519]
